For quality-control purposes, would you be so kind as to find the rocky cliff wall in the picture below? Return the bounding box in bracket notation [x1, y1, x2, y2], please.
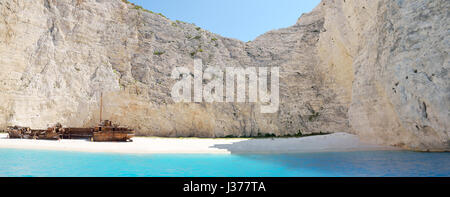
[317, 0, 449, 151]
[0, 0, 448, 151]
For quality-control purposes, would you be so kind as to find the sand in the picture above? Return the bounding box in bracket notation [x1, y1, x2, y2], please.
[0, 132, 398, 154]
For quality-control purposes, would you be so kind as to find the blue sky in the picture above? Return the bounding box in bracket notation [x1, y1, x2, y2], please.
[128, 0, 321, 41]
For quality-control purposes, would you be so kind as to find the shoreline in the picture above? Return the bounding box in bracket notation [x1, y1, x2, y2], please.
[0, 133, 399, 154]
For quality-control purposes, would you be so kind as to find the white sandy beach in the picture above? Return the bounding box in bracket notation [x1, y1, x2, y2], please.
[0, 132, 398, 154]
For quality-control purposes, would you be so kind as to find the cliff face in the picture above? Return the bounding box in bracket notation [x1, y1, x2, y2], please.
[317, 0, 449, 151]
[0, 0, 448, 151]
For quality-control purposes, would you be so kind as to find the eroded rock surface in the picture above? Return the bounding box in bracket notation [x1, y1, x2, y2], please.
[318, 0, 449, 151]
[0, 0, 448, 151]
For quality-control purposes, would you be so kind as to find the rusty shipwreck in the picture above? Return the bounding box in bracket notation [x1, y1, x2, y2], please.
[6, 93, 135, 142]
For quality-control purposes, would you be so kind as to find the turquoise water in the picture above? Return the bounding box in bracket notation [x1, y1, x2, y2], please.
[0, 148, 449, 177]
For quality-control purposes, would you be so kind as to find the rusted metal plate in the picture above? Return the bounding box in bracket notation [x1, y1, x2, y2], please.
[62, 128, 94, 139]
[93, 132, 134, 142]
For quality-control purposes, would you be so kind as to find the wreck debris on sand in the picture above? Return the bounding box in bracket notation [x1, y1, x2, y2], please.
[6, 125, 60, 140]
[6, 121, 135, 142]
[6, 92, 135, 142]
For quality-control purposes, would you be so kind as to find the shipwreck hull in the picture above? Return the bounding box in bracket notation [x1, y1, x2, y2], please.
[93, 132, 134, 142]
[62, 128, 94, 139]
[7, 129, 23, 139]
[7, 126, 33, 139]
[37, 131, 60, 140]
[6, 120, 135, 142]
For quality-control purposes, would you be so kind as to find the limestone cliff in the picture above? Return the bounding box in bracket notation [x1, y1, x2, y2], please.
[318, 0, 449, 151]
[0, 0, 448, 151]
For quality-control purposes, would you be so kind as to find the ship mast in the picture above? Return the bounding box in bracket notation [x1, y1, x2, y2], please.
[100, 92, 103, 123]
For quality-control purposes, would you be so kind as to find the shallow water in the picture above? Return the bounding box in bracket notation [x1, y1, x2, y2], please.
[0, 148, 448, 177]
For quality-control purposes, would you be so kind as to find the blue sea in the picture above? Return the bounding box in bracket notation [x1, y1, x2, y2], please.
[0, 148, 449, 177]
